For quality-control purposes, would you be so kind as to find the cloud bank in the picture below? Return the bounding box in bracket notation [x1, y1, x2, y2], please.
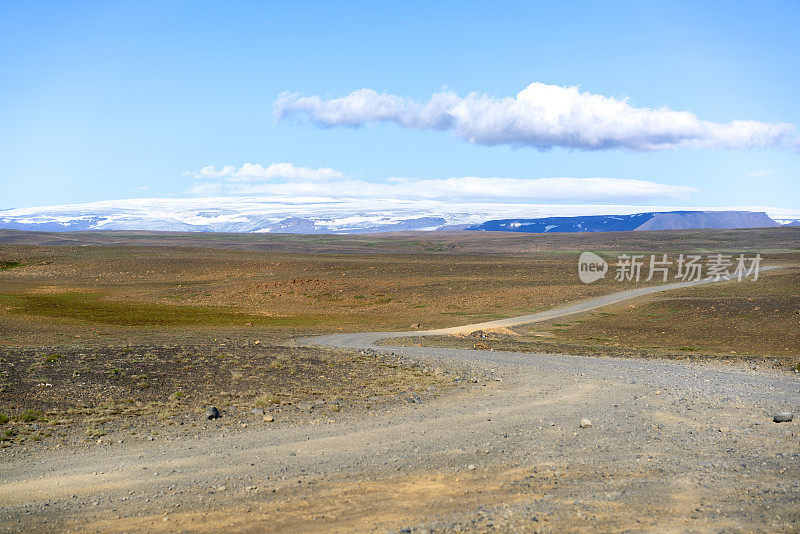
[188, 163, 698, 203]
[196, 162, 345, 182]
[274, 83, 798, 151]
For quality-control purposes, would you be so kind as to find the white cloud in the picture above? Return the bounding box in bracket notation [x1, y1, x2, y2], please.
[274, 83, 799, 151]
[194, 162, 345, 182]
[188, 163, 697, 203]
[746, 170, 771, 177]
[387, 176, 698, 202]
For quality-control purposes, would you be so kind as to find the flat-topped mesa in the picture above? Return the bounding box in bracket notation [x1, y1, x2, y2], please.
[470, 210, 780, 233]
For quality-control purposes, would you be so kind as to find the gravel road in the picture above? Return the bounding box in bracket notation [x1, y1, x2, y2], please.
[1, 268, 798, 532]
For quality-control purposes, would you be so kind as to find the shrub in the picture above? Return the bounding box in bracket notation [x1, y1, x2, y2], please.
[16, 410, 42, 423]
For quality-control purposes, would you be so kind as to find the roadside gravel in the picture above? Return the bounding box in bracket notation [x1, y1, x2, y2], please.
[1, 268, 798, 532]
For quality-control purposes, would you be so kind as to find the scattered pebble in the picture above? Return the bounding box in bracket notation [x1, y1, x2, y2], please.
[580, 418, 592, 428]
[773, 412, 794, 423]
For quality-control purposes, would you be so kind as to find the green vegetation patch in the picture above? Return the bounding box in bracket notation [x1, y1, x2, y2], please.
[0, 292, 323, 327]
[15, 409, 43, 423]
[0, 261, 22, 270]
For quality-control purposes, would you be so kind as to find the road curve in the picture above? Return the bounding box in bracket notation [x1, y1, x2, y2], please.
[2, 265, 798, 533]
[307, 266, 781, 346]
[304, 265, 797, 404]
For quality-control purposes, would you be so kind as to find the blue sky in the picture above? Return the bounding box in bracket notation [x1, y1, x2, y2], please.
[1, 1, 798, 211]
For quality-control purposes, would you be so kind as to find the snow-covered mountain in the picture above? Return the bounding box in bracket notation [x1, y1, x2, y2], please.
[469, 211, 781, 233]
[0, 198, 472, 233]
[0, 197, 798, 234]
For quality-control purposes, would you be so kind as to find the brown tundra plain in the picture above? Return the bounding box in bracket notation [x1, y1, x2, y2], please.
[0, 227, 798, 532]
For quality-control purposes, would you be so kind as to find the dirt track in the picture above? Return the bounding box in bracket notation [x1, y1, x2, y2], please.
[1, 268, 798, 532]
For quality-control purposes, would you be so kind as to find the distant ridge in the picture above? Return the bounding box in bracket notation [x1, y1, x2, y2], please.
[0, 200, 794, 234]
[469, 211, 779, 233]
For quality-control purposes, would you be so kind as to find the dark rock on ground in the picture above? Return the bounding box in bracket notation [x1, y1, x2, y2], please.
[773, 412, 794, 423]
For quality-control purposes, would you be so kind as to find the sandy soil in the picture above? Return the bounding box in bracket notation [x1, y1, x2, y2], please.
[2, 272, 798, 533]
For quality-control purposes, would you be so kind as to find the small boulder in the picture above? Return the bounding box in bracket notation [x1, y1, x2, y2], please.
[579, 418, 592, 428]
[263, 415, 275, 423]
[250, 408, 265, 416]
[773, 412, 794, 423]
[205, 406, 221, 420]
